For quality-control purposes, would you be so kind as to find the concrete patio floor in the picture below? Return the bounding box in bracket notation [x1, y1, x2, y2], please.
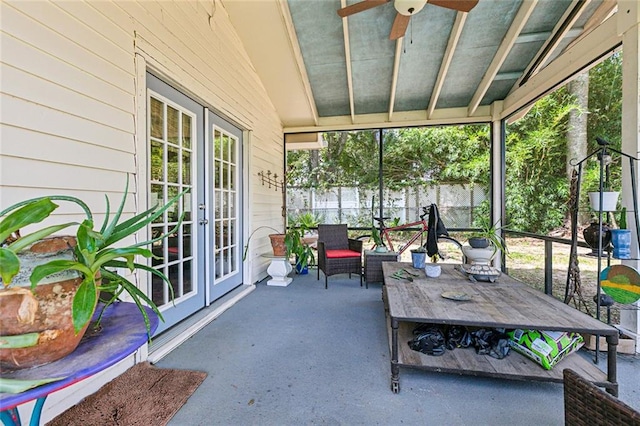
[157, 269, 640, 425]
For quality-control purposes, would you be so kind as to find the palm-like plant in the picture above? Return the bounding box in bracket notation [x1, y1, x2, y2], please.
[0, 176, 186, 335]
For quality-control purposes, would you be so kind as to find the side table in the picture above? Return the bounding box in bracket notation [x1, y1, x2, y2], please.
[364, 250, 399, 288]
[262, 253, 293, 287]
[0, 302, 158, 426]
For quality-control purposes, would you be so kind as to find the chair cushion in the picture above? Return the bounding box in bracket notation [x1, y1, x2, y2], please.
[326, 249, 361, 259]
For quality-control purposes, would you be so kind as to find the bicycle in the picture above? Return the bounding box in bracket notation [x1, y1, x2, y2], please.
[357, 205, 463, 262]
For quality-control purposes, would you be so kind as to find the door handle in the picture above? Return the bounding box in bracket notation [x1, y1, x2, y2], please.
[199, 219, 209, 225]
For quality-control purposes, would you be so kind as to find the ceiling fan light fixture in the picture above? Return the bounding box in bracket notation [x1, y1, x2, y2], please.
[394, 0, 427, 16]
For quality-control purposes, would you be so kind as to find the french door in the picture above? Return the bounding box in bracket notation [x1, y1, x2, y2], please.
[207, 111, 243, 302]
[146, 73, 244, 334]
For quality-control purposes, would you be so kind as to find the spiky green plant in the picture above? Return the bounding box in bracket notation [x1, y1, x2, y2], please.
[0, 176, 186, 335]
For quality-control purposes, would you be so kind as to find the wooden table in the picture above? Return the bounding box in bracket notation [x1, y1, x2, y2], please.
[382, 262, 619, 395]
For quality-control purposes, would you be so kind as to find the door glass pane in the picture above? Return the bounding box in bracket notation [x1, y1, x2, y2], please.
[150, 98, 164, 139]
[182, 114, 191, 149]
[167, 146, 179, 183]
[182, 151, 192, 185]
[150, 141, 164, 181]
[167, 106, 179, 145]
[148, 94, 195, 308]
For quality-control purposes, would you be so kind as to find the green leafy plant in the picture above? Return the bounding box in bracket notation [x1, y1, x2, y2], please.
[371, 225, 385, 249]
[285, 213, 317, 272]
[0, 176, 186, 335]
[469, 218, 508, 256]
[289, 211, 323, 230]
[284, 226, 315, 272]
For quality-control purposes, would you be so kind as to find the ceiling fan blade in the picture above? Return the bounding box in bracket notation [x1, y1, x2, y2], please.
[389, 13, 411, 40]
[337, 0, 390, 18]
[428, 0, 479, 13]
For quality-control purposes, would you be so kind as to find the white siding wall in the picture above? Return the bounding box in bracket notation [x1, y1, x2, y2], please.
[0, 0, 283, 420]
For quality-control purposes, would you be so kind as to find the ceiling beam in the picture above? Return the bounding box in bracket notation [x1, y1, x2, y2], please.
[502, 13, 620, 118]
[564, 0, 617, 51]
[428, 11, 467, 119]
[467, 0, 538, 116]
[339, 0, 356, 123]
[514, 0, 589, 89]
[388, 38, 404, 120]
[284, 105, 493, 134]
[278, 0, 319, 125]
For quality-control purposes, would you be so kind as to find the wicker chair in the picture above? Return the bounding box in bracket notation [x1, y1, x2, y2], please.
[317, 224, 363, 289]
[563, 368, 640, 425]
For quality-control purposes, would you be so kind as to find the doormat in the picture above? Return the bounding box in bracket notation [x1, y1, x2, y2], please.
[47, 362, 207, 426]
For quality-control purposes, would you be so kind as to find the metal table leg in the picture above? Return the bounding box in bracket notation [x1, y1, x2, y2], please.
[391, 317, 400, 393]
[606, 333, 619, 396]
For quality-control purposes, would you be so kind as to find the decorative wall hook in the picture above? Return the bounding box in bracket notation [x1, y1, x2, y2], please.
[258, 170, 284, 192]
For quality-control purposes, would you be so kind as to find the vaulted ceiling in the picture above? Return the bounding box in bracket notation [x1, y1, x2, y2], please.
[224, 0, 618, 133]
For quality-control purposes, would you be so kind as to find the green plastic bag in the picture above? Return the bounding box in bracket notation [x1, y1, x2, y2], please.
[508, 329, 584, 370]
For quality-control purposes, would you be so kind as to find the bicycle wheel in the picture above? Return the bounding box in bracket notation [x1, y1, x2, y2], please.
[425, 236, 464, 263]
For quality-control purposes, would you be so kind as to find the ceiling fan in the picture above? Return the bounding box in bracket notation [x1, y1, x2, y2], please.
[337, 0, 479, 40]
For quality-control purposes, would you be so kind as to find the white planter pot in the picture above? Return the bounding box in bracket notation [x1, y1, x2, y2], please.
[461, 245, 496, 265]
[425, 264, 442, 278]
[588, 191, 619, 212]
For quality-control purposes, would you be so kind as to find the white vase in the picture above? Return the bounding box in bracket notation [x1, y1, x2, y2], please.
[588, 191, 619, 212]
[425, 264, 441, 278]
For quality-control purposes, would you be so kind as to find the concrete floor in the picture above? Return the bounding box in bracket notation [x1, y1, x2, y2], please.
[157, 270, 640, 426]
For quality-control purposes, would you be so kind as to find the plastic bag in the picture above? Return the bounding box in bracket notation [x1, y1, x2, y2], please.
[408, 325, 446, 356]
[472, 328, 510, 359]
[446, 325, 472, 350]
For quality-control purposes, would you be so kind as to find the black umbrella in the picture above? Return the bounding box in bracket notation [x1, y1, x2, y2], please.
[426, 204, 449, 260]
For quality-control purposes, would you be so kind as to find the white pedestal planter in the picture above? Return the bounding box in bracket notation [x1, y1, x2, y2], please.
[264, 256, 293, 287]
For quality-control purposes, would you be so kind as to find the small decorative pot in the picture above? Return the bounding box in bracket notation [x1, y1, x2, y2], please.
[425, 264, 442, 278]
[411, 250, 426, 269]
[468, 237, 490, 249]
[610, 229, 632, 259]
[375, 246, 388, 253]
[582, 221, 611, 256]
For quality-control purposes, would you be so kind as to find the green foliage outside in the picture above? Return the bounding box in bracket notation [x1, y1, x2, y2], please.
[287, 53, 622, 235]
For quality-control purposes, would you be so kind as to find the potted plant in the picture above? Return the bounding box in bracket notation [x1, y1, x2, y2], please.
[610, 207, 631, 259]
[0, 177, 185, 370]
[242, 226, 285, 261]
[371, 226, 387, 253]
[410, 246, 426, 269]
[463, 219, 507, 264]
[288, 211, 322, 246]
[284, 222, 315, 274]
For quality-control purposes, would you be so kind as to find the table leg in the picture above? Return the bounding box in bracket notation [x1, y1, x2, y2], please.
[391, 317, 400, 393]
[1, 397, 46, 426]
[606, 333, 619, 396]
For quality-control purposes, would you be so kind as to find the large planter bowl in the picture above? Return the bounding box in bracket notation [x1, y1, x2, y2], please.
[461, 245, 496, 265]
[0, 236, 96, 371]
